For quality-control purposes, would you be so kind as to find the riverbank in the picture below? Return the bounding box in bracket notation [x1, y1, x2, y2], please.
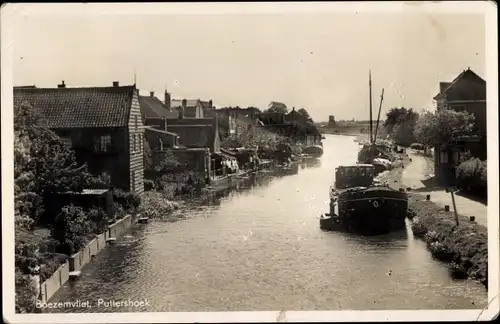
[377, 154, 488, 288]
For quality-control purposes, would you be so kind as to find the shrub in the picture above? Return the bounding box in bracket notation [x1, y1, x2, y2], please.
[455, 158, 487, 196]
[15, 242, 39, 275]
[15, 268, 40, 313]
[112, 202, 126, 222]
[140, 191, 179, 220]
[38, 252, 68, 282]
[52, 204, 92, 255]
[112, 189, 141, 212]
[88, 207, 108, 235]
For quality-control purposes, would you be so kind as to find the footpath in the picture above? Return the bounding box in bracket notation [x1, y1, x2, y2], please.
[400, 151, 488, 228]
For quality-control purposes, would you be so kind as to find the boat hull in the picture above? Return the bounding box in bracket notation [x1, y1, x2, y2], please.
[319, 214, 344, 231]
[334, 187, 408, 235]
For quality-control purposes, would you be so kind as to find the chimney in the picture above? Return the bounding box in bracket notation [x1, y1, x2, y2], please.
[209, 99, 213, 108]
[57, 80, 66, 88]
[150, 91, 154, 98]
[112, 81, 119, 87]
[178, 99, 186, 119]
[164, 89, 171, 111]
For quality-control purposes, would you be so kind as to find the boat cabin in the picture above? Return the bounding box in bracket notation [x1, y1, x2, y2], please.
[335, 164, 374, 189]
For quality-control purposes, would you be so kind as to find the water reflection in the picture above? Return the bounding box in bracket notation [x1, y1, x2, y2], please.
[301, 157, 322, 169]
[46, 135, 487, 312]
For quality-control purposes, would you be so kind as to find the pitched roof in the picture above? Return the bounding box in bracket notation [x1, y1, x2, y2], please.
[166, 117, 215, 126]
[434, 68, 486, 100]
[171, 99, 199, 108]
[13, 86, 135, 128]
[139, 95, 178, 118]
[200, 100, 212, 109]
[167, 124, 215, 148]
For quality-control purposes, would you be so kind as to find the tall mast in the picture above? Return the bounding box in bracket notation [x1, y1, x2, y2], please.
[374, 88, 385, 143]
[369, 70, 373, 144]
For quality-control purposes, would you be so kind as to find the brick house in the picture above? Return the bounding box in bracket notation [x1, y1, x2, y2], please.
[139, 90, 178, 119]
[14, 81, 145, 195]
[432, 68, 487, 185]
[165, 117, 221, 153]
[214, 107, 261, 138]
[171, 98, 213, 118]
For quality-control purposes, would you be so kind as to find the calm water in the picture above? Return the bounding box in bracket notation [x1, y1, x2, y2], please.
[47, 135, 486, 312]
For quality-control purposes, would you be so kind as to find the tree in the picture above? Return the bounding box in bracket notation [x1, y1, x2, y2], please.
[297, 108, 313, 122]
[384, 107, 410, 135]
[52, 204, 93, 255]
[265, 101, 288, 114]
[383, 107, 418, 146]
[414, 108, 475, 147]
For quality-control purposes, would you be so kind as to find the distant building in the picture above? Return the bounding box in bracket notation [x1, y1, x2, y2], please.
[14, 81, 145, 195]
[432, 68, 487, 185]
[139, 90, 178, 119]
[170, 98, 213, 118]
[328, 115, 336, 127]
[165, 117, 221, 154]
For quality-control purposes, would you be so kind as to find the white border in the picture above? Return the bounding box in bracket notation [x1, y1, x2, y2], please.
[2, 2, 498, 323]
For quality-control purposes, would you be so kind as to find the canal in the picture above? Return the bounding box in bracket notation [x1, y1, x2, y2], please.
[47, 134, 487, 312]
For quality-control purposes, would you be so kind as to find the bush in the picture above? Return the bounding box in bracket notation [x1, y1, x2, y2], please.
[140, 191, 179, 220]
[38, 252, 68, 282]
[52, 204, 92, 255]
[455, 158, 487, 196]
[112, 202, 126, 222]
[15, 268, 40, 313]
[15, 242, 39, 275]
[88, 207, 108, 235]
[112, 189, 141, 212]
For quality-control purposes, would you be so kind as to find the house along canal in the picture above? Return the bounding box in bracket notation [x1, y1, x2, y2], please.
[45, 134, 486, 312]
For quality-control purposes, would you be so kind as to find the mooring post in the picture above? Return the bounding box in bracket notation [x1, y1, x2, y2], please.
[449, 187, 459, 226]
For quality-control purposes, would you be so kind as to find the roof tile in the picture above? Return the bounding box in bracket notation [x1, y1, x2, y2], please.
[14, 86, 135, 128]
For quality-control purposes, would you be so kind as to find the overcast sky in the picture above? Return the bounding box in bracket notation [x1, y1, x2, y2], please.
[11, 4, 486, 121]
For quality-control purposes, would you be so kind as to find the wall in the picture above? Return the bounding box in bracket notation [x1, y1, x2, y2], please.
[129, 90, 145, 196]
[39, 262, 70, 303]
[107, 214, 134, 241]
[56, 127, 130, 190]
[40, 214, 136, 303]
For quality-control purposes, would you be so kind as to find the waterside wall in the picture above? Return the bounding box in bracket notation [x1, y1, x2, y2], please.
[38, 215, 135, 303]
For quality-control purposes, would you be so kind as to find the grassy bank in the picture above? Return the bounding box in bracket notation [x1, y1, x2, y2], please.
[408, 195, 488, 288]
[378, 160, 488, 289]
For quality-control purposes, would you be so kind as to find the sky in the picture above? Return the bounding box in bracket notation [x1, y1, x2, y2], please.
[10, 4, 486, 121]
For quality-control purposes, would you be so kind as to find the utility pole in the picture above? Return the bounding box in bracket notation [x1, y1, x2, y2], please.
[369, 70, 373, 144]
[447, 187, 460, 226]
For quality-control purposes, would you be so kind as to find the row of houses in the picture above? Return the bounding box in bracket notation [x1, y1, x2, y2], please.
[14, 80, 322, 196]
[432, 67, 487, 184]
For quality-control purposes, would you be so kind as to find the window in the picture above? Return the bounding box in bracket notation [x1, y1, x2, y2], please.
[452, 150, 460, 165]
[138, 134, 143, 153]
[439, 150, 449, 164]
[135, 116, 138, 130]
[131, 171, 136, 192]
[94, 135, 111, 152]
